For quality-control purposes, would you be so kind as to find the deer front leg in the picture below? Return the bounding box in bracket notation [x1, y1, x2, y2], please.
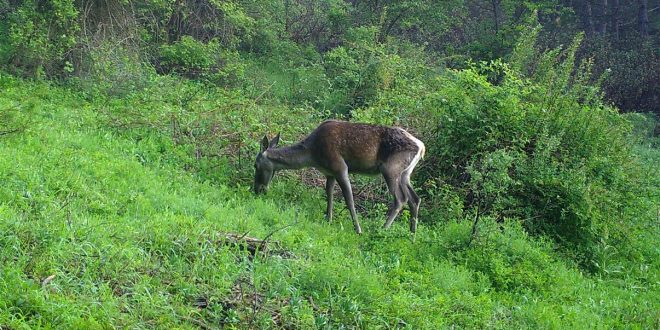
[325, 176, 336, 222]
[336, 170, 361, 234]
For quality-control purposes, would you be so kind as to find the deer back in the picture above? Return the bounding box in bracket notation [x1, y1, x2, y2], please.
[304, 120, 419, 174]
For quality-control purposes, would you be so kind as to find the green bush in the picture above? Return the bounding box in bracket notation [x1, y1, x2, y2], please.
[323, 26, 418, 115]
[159, 37, 218, 75]
[97, 75, 320, 186]
[159, 36, 246, 86]
[0, 74, 30, 137]
[623, 112, 658, 147]
[74, 41, 156, 98]
[463, 220, 558, 293]
[354, 31, 640, 269]
[242, 44, 331, 108]
[0, 0, 78, 78]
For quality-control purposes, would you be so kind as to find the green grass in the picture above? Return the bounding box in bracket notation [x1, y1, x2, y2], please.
[0, 77, 658, 328]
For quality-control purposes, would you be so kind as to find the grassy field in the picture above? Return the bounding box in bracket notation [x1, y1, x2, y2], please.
[1, 77, 658, 328]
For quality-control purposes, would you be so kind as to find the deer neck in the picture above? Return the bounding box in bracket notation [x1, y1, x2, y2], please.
[267, 143, 313, 171]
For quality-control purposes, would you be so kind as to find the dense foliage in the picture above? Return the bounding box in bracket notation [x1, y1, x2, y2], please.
[0, 0, 658, 328]
[0, 0, 657, 113]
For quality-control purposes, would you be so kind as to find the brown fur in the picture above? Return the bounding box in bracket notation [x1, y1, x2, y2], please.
[305, 120, 419, 174]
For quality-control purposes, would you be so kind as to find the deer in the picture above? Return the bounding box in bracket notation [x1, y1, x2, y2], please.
[253, 120, 425, 234]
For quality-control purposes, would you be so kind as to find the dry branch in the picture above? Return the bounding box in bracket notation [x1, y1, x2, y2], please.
[216, 232, 295, 259]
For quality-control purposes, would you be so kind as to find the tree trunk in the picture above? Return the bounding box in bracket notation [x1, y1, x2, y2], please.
[491, 0, 501, 35]
[380, 9, 409, 43]
[639, 0, 649, 37]
[284, 0, 290, 33]
[166, 0, 184, 43]
[596, 0, 608, 35]
[611, 0, 620, 40]
[580, 1, 596, 36]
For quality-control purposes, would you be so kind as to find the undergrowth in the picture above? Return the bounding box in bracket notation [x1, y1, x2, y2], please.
[1, 71, 658, 329]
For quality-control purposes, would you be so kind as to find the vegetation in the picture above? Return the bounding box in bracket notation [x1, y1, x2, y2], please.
[0, 0, 658, 328]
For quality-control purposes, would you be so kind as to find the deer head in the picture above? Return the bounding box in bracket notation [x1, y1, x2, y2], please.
[253, 134, 280, 194]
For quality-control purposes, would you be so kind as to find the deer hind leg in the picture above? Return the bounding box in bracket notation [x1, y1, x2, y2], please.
[325, 176, 336, 222]
[401, 174, 421, 233]
[336, 168, 361, 234]
[383, 166, 408, 230]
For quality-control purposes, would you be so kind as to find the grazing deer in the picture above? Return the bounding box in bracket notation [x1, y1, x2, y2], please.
[254, 120, 425, 234]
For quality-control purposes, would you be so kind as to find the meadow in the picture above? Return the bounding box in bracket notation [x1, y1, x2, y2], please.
[0, 71, 658, 328]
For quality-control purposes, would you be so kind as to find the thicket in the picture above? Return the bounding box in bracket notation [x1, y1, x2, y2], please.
[349, 27, 654, 274]
[1, 0, 657, 112]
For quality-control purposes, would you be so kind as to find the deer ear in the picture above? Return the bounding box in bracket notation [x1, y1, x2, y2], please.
[260, 135, 269, 152]
[269, 133, 280, 149]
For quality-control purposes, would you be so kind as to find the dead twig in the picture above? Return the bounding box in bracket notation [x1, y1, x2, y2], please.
[217, 232, 294, 259]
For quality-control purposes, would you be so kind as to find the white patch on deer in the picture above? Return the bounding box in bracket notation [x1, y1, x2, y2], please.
[398, 128, 425, 181]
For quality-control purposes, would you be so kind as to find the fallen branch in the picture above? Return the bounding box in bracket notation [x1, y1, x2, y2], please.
[217, 232, 295, 259]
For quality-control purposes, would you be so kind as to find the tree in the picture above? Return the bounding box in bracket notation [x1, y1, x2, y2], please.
[638, 0, 649, 37]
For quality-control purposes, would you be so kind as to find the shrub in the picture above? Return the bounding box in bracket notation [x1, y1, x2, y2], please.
[0, 0, 79, 78]
[323, 26, 420, 115]
[354, 29, 639, 269]
[463, 220, 558, 293]
[623, 112, 658, 147]
[159, 36, 245, 86]
[74, 41, 156, 98]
